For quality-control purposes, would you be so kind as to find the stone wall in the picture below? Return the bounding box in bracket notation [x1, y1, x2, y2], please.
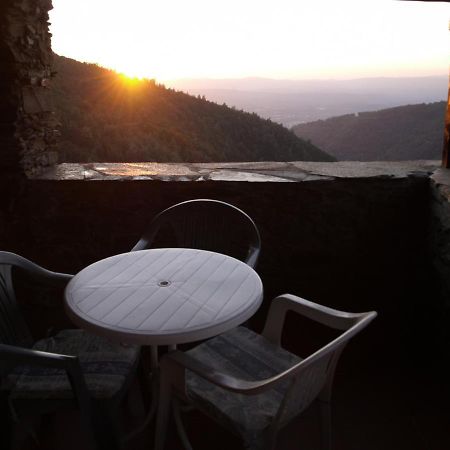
[0, 0, 57, 178]
[430, 169, 450, 349]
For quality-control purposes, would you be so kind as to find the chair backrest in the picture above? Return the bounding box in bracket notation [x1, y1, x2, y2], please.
[275, 310, 376, 426]
[0, 255, 33, 350]
[131, 199, 261, 268]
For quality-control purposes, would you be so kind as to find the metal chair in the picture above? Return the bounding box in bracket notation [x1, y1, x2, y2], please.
[0, 251, 140, 450]
[131, 199, 261, 268]
[155, 294, 377, 450]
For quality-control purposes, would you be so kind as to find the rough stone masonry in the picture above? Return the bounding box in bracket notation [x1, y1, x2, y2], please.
[0, 0, 58, 177]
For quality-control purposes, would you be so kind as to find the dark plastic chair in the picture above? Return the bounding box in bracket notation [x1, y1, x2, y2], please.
[155, 294, 377, 450]
[0, 251, 140, 450]
[131, 199, 261, 269]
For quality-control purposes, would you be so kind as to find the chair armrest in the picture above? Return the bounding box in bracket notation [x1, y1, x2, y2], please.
[0, 251, 73, 287]
[262, 293, 373, 345]
[162, 301, 375, 397]
[0, 343, 76, 369]
[160, 350, 295, 396]
[0, 343, 92, 413]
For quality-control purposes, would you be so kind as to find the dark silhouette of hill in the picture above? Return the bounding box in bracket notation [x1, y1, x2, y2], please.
[292, 102, 446, 161]
[51, 55, 334, 163]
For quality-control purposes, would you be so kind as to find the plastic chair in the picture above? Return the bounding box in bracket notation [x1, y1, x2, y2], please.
[0, 251, 140, 450]
[131, 199, 261, 268]
[155, 294, 377, 450]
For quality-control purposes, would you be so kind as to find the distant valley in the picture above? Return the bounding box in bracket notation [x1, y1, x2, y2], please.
[292, 102, 446, 161]
[167, 77, 447, 127]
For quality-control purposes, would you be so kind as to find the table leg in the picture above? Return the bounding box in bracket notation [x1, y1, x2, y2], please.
[122, 345, 160, 443]
[125, 344, 191, 448]
[151, 344, 159, 369]
[173, 398, 193, 450]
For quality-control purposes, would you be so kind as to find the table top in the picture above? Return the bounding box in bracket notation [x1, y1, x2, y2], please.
[64, 248, 263, 345]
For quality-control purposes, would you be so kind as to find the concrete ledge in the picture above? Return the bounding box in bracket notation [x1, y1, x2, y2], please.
[35, 160, 440, 182]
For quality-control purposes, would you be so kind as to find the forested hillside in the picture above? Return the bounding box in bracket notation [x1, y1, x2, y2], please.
[51, 55, 334, 163]
[292, 102, 446, 161]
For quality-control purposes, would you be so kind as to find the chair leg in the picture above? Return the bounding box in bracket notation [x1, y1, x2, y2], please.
[90, 402, 122, 450]
[319, 401, 332, 450]
[0, 392, 13, 450]
[244, 429, 278, 450]
[9, 417, 40, 450]
[268, 433, 278, 450]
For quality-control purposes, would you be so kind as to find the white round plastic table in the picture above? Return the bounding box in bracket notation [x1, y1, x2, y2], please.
[64, 248, 263, 346]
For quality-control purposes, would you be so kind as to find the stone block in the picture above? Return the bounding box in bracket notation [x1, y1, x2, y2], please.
[22, 85, 52, 113]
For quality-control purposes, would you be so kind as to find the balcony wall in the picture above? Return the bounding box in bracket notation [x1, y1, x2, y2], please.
[0, 160, 447, 364]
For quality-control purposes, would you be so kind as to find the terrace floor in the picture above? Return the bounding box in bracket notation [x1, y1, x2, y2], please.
[13, 352, 450, 450]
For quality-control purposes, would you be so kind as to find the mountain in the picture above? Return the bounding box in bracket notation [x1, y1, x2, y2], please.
[50, 55, 334, 163]
[292, 102, 447, 161]
[166, 76, 448, 127]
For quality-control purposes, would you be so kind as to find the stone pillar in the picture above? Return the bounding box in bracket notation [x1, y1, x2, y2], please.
[0, 0, 58, 178]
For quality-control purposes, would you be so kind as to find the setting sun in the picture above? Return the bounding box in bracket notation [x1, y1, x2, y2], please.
[118, 73, 146, 85]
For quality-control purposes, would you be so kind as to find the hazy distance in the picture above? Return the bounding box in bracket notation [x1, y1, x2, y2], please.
[166, 76, 448, 127]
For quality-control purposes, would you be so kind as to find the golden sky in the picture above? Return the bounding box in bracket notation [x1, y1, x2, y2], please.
[50, 0, 449, 82]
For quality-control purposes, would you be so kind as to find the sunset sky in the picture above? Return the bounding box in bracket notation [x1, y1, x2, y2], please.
[49, 0, 449, 82]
